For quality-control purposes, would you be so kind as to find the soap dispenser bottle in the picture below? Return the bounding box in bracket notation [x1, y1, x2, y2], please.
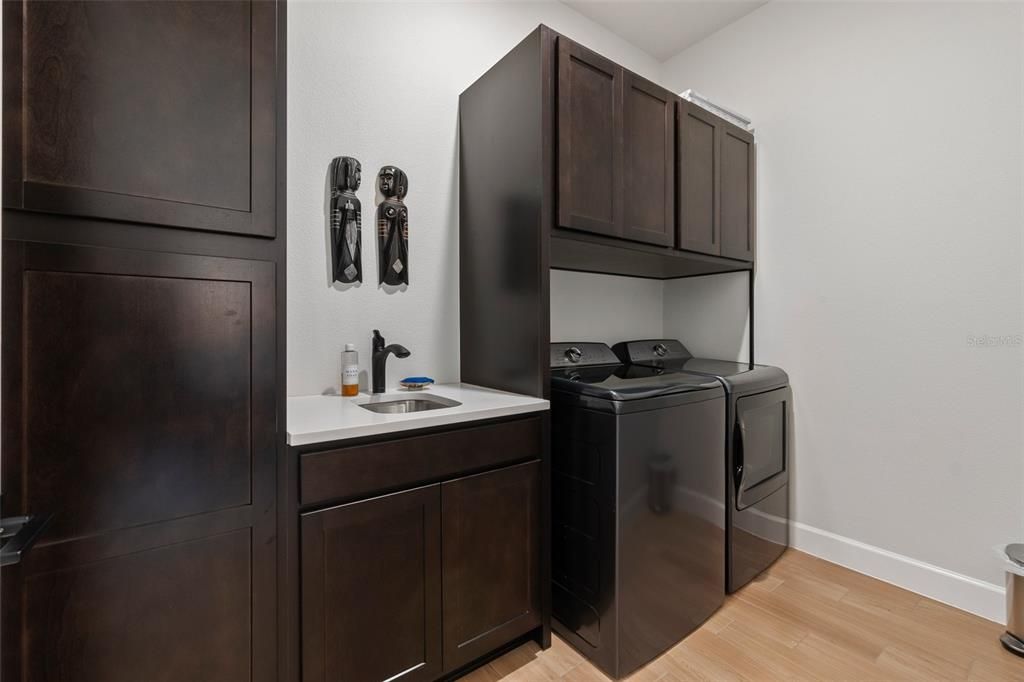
[341, 344, 359, 397]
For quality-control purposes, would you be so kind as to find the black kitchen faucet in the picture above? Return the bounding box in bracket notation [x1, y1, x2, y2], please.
[371, 329, 411, 394]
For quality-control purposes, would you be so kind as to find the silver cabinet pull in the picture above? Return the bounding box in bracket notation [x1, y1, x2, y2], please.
[0, 513, 52, 566]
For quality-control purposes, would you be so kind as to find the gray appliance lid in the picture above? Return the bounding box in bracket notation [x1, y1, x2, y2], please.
[613, 339, 789, 391]
[550, 342, 721, 401]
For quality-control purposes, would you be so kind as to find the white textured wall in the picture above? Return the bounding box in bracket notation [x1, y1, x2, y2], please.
[660, 1, 1024, 588]
[663, 272, 749, 362]
[550, 270, 664, 345]
[287, 1, 661, 395]
[289, 0, 1023, 614]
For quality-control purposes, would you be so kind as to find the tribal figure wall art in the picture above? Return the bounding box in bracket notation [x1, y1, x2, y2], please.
[329, 156, 363, 284]
[376, 165, 409, 287]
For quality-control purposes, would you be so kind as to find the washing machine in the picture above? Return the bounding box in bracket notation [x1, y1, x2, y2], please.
[549, 342, 725, 678]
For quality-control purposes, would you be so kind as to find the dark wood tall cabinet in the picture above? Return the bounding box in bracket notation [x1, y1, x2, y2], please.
[461, 25, 755, 399]
[1, 2, 286, 681]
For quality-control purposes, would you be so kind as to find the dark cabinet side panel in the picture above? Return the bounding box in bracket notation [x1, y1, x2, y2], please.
[721, 126, 756, 261]
[677, 101, 720, 256]
[459, 26, 550, 399]
[557, 37, 623, 238]
[622, 73, 674, 247]
[301, 485, 442, 682]
[442, 460, 542, 671]
[4, 0, 277, 237]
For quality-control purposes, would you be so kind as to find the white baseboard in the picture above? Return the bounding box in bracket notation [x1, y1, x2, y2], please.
[790, 521, 1006, 625]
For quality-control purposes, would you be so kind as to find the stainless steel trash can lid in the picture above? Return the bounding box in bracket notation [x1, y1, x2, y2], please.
[1007, 543, 1024, 566]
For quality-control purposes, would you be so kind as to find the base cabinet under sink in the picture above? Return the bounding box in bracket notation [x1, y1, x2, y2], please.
[441, 461, 542, 670]
[298, 421, 545, 682]
[301, 484, 443, 682]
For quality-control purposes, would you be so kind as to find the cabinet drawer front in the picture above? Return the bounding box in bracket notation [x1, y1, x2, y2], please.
[299, 416, 543, 506]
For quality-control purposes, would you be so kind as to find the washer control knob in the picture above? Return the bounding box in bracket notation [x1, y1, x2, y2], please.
[565, 346, 583, 363]
[653, 343, 668, 357]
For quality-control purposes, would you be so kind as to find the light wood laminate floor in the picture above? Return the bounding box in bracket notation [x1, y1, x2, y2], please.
[463, 550, 1023, 681]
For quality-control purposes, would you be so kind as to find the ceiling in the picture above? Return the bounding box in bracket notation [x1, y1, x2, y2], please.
[563, 1, 766, 62]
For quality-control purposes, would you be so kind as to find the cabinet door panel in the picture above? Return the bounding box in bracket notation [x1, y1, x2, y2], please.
[557, 38, 622, 237]
[442, 461, 541, 670]
[2, 240, 278, 682]
[22, 270, 252, 541]
[3, 0, 277, 237]
[677, 101, 720, 255]
[721, 126, 756, 261]
[23, 531, 252, 682]
[622, 73, 674, 247]
[301, 486, 442, 682]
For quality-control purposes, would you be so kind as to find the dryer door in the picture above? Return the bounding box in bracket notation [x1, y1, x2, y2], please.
[734, 386, 790, 510]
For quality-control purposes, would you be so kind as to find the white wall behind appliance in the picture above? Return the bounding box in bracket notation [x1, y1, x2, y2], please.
[550, 270, 664, 345]
[287, 2, 662, 396]
[663, 272, 749, 362]
[661, 1, 1024, 619]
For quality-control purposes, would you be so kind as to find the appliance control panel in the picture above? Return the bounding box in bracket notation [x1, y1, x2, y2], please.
[550, 342, 620, 369]
[612, 339, 692, 364]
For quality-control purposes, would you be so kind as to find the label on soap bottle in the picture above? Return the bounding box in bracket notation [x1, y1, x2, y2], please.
[342, 365, 359, 396]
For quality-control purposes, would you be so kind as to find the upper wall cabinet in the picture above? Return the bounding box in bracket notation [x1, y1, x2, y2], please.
[720, 124, 756, 261]
[557, 37, 676, 248]
[677, 100, 756, 261]
[3, 1, 277, 237]
[557, 38, 623, 239]
[461, 25, 757, 400]
[622, 73, 675, 247]
[677, 100, 720, 255]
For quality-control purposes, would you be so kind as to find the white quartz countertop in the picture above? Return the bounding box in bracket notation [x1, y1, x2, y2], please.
[287, 383, 549, 446]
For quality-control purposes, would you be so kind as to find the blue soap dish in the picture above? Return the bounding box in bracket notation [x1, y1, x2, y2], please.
[400, 376, 434, 390]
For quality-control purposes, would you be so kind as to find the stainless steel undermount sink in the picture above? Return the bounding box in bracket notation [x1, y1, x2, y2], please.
[359, 395, 462, 414]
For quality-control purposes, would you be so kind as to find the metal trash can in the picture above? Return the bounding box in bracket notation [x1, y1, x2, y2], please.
[1001, 544, 1024, 657]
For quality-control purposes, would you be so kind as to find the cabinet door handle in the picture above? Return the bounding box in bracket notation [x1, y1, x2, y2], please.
[0, 513, 52, 566]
